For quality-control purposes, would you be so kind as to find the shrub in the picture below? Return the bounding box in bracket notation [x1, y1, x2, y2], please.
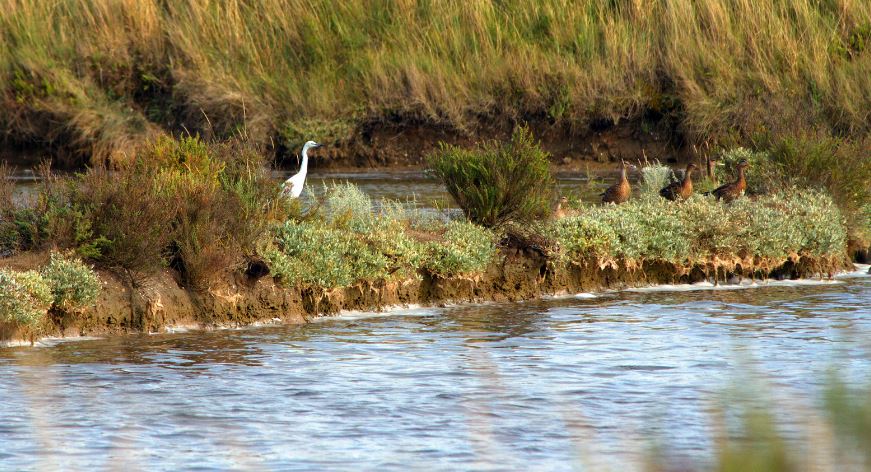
[421, 221, 496, 277]
[40, 252, 101, 312]
[29, 136, 285, 287]
[269, 220, 391, 288]
[266, 183, 497, 286]
[428, 126, 554, 227]
[765, 134, 871, 247]
[73, 164, 175, 274]
[548, 213, 618, 262]
[0, 269, 52, 327]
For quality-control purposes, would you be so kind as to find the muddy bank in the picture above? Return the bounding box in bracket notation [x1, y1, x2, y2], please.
[0, 247, 851, 346]
[2, 117, 688, 171]
[283, 118, 689, 170]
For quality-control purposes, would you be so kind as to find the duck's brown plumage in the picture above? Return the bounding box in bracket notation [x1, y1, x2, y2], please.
[706, 159, 748, 202]
[553, 196, 568, 219]
[659, 163, 697, 201]
[601, 162, 631, 204]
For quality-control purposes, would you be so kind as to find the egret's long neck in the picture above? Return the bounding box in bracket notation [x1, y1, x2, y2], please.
[300, 146, 310, 175]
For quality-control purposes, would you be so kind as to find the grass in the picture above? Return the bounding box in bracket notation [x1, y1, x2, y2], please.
[429, 126, 554, 227]
[0, 0, 869, 164]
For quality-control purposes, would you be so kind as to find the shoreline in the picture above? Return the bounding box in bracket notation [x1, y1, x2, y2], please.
[0, 251, 856, 347]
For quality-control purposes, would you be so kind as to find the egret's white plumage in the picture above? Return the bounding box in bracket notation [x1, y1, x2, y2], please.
[282, 140, 321, 198]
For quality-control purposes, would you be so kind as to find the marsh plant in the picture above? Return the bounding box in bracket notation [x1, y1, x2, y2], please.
[40, 252, 101, 313]
[22, 136, 285, 287]
[0, 252, 101, 328]
[548, 190, 846, 272]
[639, 162, 675, 197]
[266, 183, 496, 288]
[0, 269, 52, 327]
[2, 0, 870, 168]
[429, 126, 554, 227]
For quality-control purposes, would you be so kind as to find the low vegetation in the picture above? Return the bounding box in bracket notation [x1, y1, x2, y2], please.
[40, 252, 101, 313]
[0, 130, 855, 329]
[549, 190, 847, 274]
[715, 138, 871, 249]
[266, 183, 496, 288]
[0, 252, 100, 329]
[0, 268, 52, 327]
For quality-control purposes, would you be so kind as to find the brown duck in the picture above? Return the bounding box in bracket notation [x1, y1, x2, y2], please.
[659, 163, 697, 201]
[706, 159, 749, 202]
[553, 196, 569, 219]
[601, 161, 632, 204]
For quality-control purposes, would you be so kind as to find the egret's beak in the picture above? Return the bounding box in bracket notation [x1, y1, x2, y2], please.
[313, 143, 323, 148]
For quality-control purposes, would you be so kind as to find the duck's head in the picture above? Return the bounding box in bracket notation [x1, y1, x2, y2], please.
[737, 159, 749, 169]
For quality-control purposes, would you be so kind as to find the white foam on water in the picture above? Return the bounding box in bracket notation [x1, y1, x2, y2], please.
[318, 304, 434, 323]
[625, 277, 843, 293]
[1, 336, 106, 348]
[837, 263, 870, 278]
[543, 292, 599, 300]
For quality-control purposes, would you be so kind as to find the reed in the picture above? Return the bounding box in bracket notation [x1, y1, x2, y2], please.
[1, 0, 869, 164]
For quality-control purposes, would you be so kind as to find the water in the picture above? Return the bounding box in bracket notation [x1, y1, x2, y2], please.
[9, 167, 610, 208]
[1, 269, 869, 471]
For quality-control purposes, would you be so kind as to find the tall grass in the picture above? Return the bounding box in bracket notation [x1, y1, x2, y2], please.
[1, 0, 869, 163]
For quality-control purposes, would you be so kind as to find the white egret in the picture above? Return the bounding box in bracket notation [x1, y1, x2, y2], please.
[282, 140, 322, 198]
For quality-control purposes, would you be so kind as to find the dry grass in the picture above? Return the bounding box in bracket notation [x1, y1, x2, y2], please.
[1, 0, 869, 164]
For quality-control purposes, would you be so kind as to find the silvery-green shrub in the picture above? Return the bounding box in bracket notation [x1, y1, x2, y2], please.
[40, 252, 101, 312]
[0, 269, 52, 327]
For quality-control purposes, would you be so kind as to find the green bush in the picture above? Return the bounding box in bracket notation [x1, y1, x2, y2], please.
[548, 213, 618, 262]
[428, 126, 554, 227]
[29, 136, 285, 287]
[0, 269, 52, 327]
[269, 220, 391, 288]
[766, 134, 871, 247]
[421, 221, 496, 277]
[40, 252, 101, 312]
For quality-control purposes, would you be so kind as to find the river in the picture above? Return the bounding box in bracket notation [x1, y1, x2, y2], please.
[1, 267, 869, 470]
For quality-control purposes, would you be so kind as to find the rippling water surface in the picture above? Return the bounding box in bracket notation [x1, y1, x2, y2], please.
[1, 269, 869, 470]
